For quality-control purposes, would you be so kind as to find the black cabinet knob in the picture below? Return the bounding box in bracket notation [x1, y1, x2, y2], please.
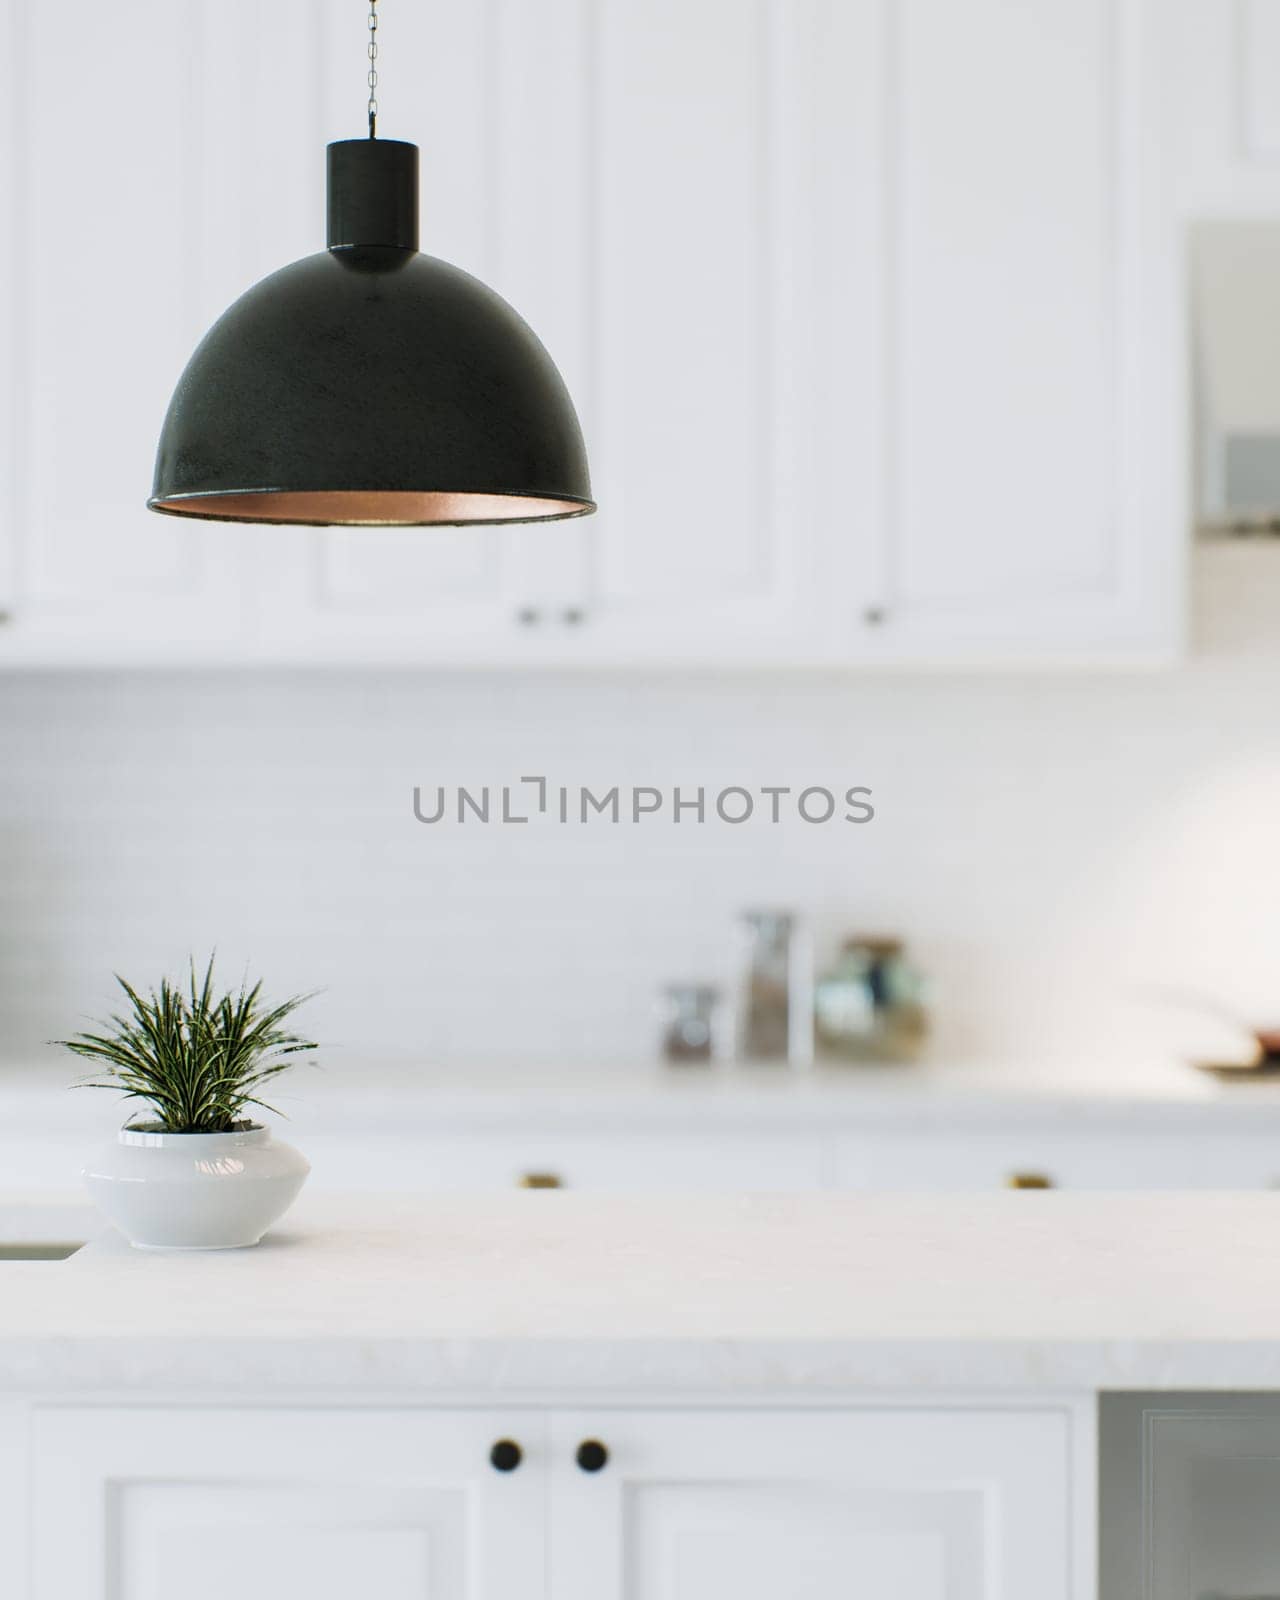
[575, 1439, 609, 1473]
[490, 1439, 523, 1472]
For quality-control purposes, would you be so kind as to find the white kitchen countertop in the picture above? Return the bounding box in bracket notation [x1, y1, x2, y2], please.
[3, 1190, 1280, 1394]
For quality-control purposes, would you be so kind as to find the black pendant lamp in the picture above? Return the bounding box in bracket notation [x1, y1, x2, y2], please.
[148, 3, 594, 527]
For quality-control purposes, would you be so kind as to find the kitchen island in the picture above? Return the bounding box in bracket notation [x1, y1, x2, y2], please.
[6, 1190, 1280, 1598]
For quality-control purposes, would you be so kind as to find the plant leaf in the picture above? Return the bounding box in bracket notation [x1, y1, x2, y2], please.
[52, 957, 319, 1133]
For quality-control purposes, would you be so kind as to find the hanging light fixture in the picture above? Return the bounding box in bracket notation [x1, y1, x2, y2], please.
[148, 2, 594, 527]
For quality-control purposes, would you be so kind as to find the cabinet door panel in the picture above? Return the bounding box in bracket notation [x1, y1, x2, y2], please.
[550, 1408, 1076, 1600]
[569, 0, 823, 659]
[1240, 0, 1280, 161]
[847, 0, 1180, 663]
[0, 0, 243, 657]
[897, 0, 1114, 600]
[31, 1406, 544, 1600]
[118, 1484, 452, 1600]
[627, 1484, 972, 1598]
[591, 0, 770, 600]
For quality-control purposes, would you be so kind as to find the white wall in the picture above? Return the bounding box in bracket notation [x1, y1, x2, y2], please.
[2, 545, 1278, 1079]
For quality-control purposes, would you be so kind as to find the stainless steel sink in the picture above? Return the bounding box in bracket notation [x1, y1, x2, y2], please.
[0, 1242, 83, 1261]
[0, 1201, 94, 1260]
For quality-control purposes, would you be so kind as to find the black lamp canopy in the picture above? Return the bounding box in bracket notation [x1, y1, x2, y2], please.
[149, 16, 594, 529]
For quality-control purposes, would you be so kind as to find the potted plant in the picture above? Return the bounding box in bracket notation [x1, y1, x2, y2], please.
[56, 959, 316, 1250]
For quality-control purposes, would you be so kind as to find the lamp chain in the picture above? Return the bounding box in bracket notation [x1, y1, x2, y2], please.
[367, 0, 379, 138]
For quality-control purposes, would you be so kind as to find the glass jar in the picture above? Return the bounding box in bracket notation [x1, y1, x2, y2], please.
[659, 983, 721, 1064]
[813, 937, 929, 1063]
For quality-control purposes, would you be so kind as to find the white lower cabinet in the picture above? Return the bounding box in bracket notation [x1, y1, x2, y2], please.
[299, 1126, 1280, 1199]
[550, 1408, 1076, 1600]
[30, 1407, 542, 1600]
[307, 1132, 827, 1195]
[830, 1130, 1280, 1193]
[29, 1403, 1081, 1600]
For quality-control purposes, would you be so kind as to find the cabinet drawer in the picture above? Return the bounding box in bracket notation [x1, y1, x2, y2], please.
[831, 1132, 1280, 1191]
[304, 1132, 825, 1194]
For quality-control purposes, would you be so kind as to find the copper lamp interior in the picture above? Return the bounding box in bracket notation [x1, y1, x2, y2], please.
[150, 489, 594, 527]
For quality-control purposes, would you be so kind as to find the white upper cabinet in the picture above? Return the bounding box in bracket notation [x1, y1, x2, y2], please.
[563, 0, 824, 662]
[828, 0, 1183, 664]
[259, 0, 828, 665]
[0, 0, 244, 661]
[1169, 0, 1280, 208]
[0, 0, 1184, 666]
[251, 0, 590, 663]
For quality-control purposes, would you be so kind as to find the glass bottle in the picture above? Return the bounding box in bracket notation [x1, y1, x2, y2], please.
[738, 910, 804, 1063]
[813, 937, 929, 1063]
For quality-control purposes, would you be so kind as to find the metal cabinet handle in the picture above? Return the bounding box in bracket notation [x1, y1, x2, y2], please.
[1006, 1171, 1054, 1190]
[489, 1439, 523, 1472]
[516, 606, 588, 628]
[575, 1439, 608, 1473]
[519, 1171, 563, 1190]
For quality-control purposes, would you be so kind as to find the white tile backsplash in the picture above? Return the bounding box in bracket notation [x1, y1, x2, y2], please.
[4, 544, 1280, 1077]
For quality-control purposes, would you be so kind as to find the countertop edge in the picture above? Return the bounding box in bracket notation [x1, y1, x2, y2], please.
[1, 1335, 1277, 1396]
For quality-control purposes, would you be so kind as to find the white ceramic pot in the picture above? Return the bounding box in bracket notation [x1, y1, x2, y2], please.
[83, 1125, 310, 1250]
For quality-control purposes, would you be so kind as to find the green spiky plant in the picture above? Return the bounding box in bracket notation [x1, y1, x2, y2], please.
[55, 958, 317, 1134]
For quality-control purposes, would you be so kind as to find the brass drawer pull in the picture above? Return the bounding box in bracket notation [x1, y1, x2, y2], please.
[519, 1171, 563, 1190]
[1006, 1171, 1054, 1190]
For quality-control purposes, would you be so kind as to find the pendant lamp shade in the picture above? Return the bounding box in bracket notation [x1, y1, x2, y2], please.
[148, 141, 595, 526]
